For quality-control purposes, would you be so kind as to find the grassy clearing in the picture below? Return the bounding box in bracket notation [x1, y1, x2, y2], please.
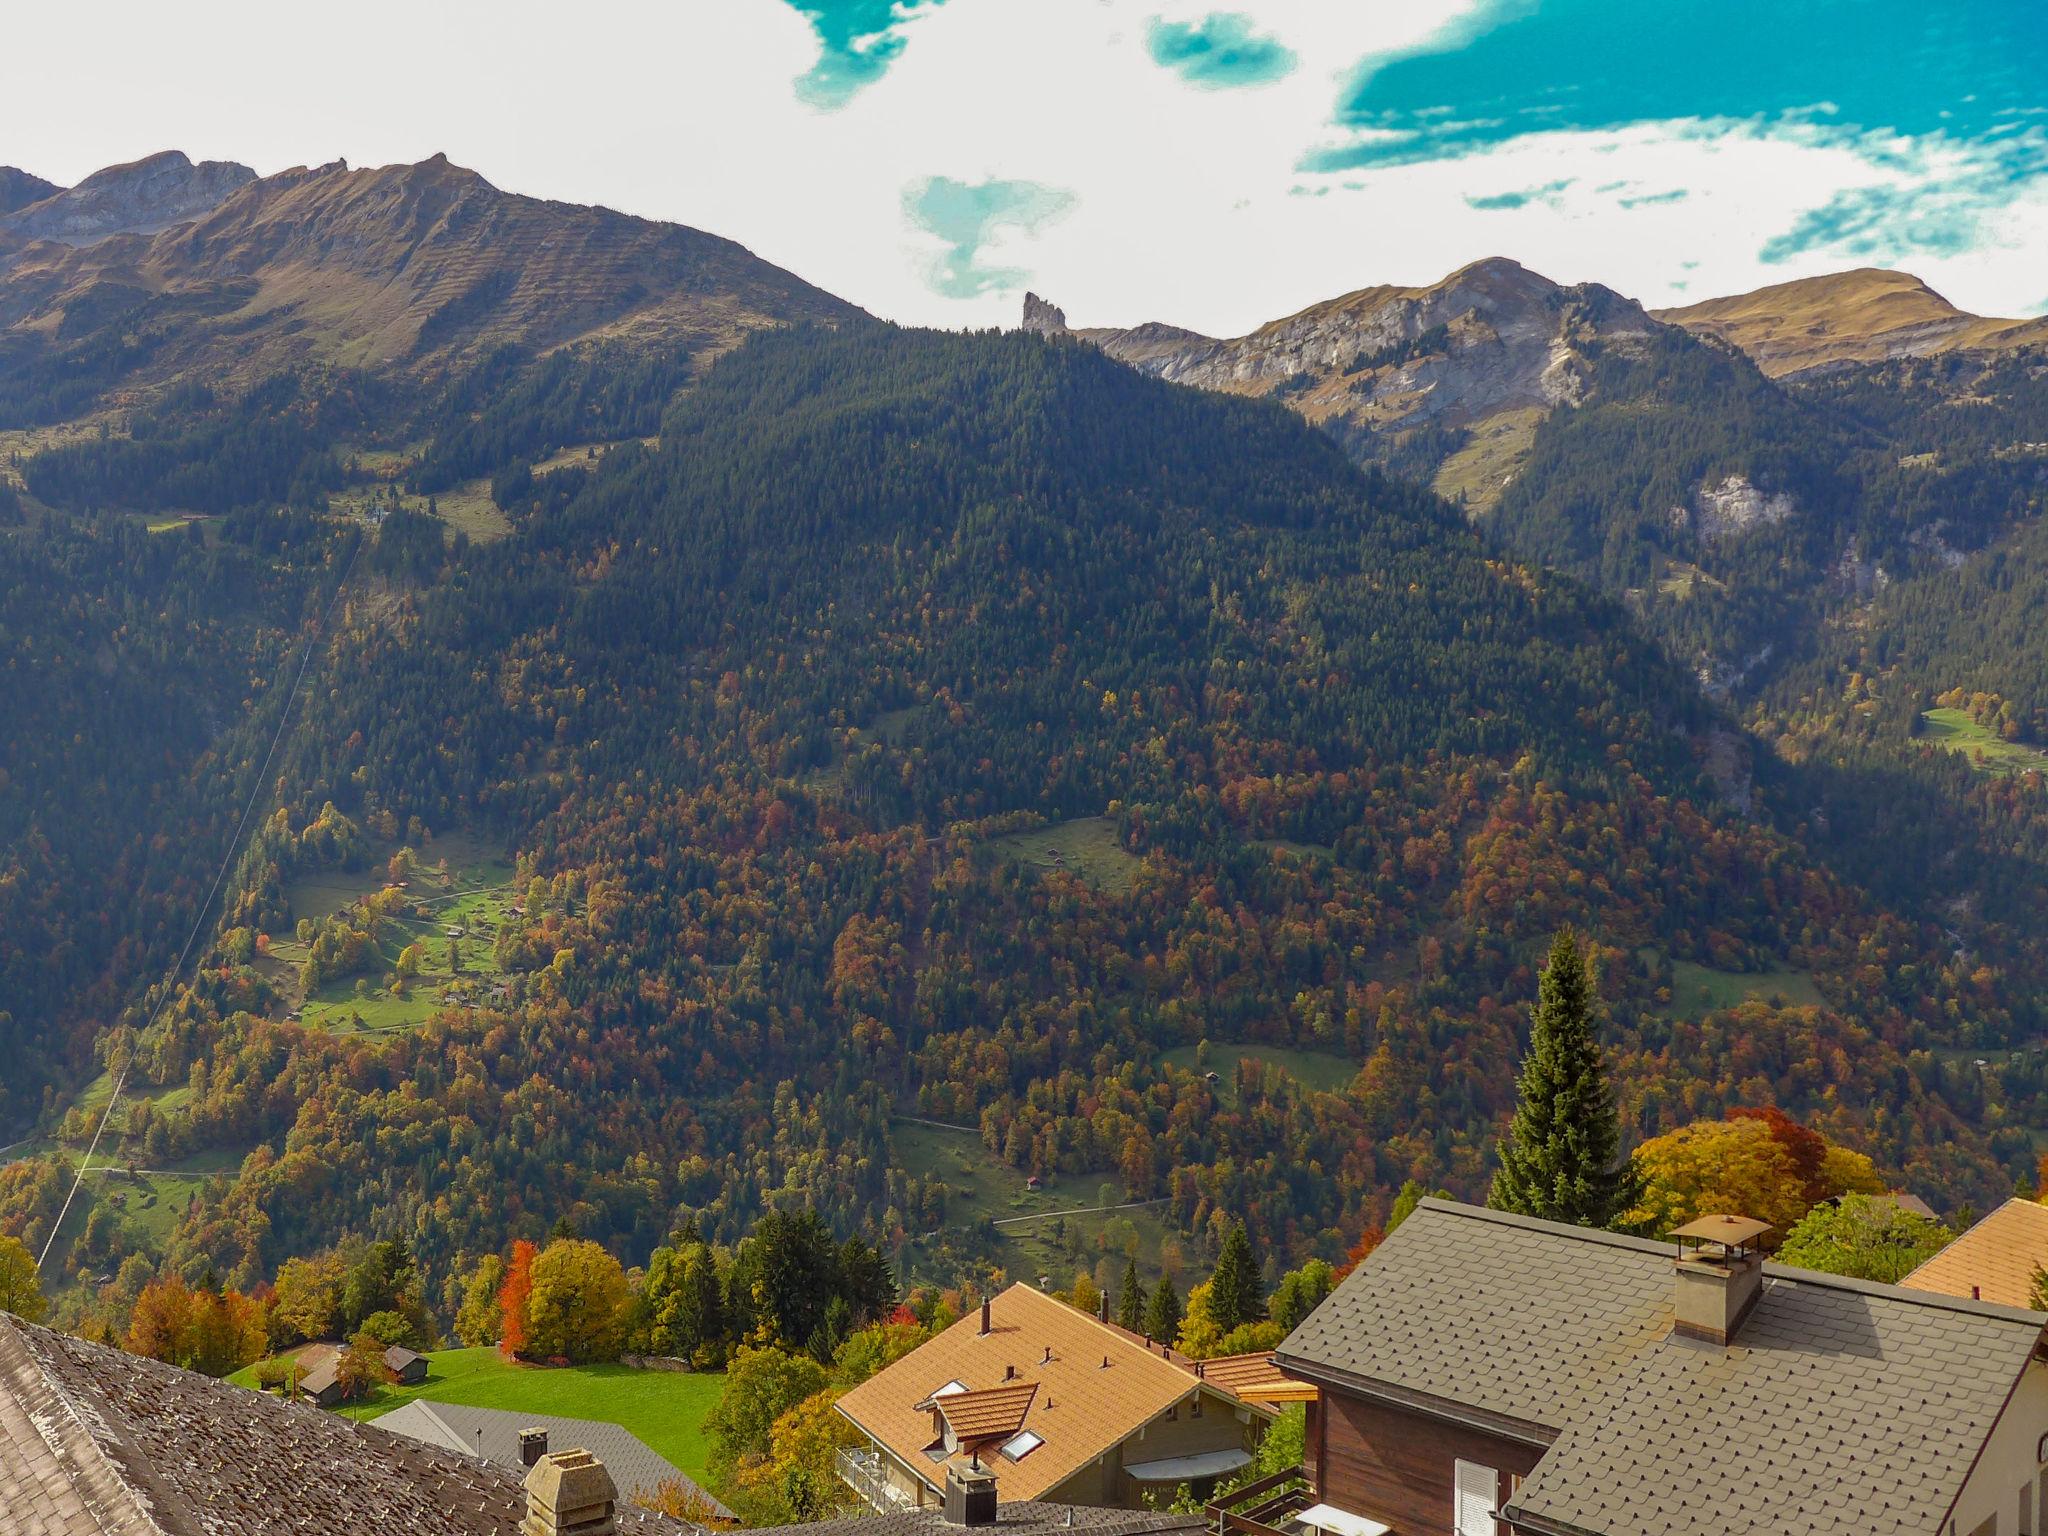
[1643, 951, 1827, 1015]
[891, 1120, 1178, 1288]
[85, 1150, 247, 1247]
[270, 834, 522, 1034]
[989, 816, 1143, 892]
[1157, 1044, 1356, 1104]
[532, 438, 654, 477]
[230, 1347, 726, 1483]
[1920, 708, 2048, 776]
[1654, 558, 1727, 600]
[1431, 406, 1545, 514]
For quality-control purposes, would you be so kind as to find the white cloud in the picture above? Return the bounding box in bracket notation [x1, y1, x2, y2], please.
[0, 0, 2042, 332]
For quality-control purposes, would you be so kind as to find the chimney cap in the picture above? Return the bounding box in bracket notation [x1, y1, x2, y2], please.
[1672, 1214, 1771, 1253]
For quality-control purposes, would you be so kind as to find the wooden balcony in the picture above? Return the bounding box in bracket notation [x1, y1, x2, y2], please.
[1205, 1465, 1317, 1536]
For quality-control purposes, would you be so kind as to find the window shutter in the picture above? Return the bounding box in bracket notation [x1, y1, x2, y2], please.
[1454, 1459, 1498, 1536]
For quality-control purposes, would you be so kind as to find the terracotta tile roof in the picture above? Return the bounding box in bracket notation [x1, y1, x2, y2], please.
[1901, 1196, 2048, 1309]
[1190, 1352, 1285, 1396]
[1277, 1198, 2048, 1536]
[936, 1380, 1039, 1441]
[835, 1284, 1231, 1503]
[0, 1311, 687, 1535]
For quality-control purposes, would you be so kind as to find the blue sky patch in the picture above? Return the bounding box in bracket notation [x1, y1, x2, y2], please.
[1147, 13, 1297, 90]
[1311, 0, 2048, 171]
[785, 0, 948, 109]
[903, 176, 1076, 298]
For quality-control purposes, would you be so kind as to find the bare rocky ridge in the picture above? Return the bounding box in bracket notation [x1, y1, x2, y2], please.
[1656, 268, 2048, 377]
[0, 167, 61, 216]
[0, 152, 862, 395]
[0, 150, 255, 244]
[1023, 257, 1660, 452]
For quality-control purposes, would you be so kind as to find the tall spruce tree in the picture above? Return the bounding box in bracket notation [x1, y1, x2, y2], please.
[1116, 1258, 1147, 1332]
[1144, 1273, 1182, 1343]
[1209, 1221, 1264, 1330]
[1489, 928, 1638, 1228]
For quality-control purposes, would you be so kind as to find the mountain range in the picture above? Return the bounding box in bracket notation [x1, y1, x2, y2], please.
[2, 151, 2046, 1339]
[0, 152, 855, 417]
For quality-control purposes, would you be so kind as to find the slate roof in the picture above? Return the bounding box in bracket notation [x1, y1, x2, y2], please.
[0, 1311, 687, 1535]
[372, 1399, 734, 1517]
[835, 1283, 1264, 1504]
[1903, 1196, 2048, 1308]
[1275, 1199, 2048, 1536]
[755, 1501, 1206, 1536]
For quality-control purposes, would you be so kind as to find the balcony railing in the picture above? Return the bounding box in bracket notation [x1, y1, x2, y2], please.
[838, 1446, 917, 1514]
[1205, 1465, 1317, 1536]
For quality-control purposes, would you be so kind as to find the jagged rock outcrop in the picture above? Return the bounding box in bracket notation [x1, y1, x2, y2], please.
[1023, 257, 1659, 449]
[0, 152, 863, 399]
[0, 167, 60, 216]
[1657, 268, 2048, 378]
[1021, 291, 1068, 336]
[0, 150, 255, 244]
[1677, 475, 1797, 544]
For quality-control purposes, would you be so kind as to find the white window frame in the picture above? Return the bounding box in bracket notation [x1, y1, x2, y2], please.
[1454, 1459, 1498, 1536]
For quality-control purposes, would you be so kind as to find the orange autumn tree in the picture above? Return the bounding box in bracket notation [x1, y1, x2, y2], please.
[1627, 1111, 1884, 1237]
[498, 1239, 537, 1358]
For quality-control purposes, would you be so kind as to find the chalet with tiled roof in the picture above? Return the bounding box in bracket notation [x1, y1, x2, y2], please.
[1905, 1198, 2048, 1310]
[1236, 1198, 2048, 1536]
[834, 1283, 1279, 1514]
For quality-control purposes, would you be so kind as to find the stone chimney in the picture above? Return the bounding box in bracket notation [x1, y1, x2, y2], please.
[945, 1459, 999, 1526]
[1670, 1214, 1771, 1346]
[522, 1448, 617, 1536]
[519, 1427, 549, 1467]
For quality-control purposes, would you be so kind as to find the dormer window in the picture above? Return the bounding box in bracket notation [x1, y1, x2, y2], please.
[1001, 1431, 1044, 1462]
[934, 1380, 969, 1398]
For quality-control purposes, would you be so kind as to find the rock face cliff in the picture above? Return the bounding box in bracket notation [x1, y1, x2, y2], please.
[1023, 258, 1659, 454]
[1656, 268, 2048, 377]
[0, 152, 862, 402]
[0, 151, 255, 244]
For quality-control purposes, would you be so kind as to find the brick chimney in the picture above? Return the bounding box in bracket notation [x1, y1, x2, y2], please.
[522, 1448, 617, 1536]
[519, 1427, 549, 1467]
[979, 1297, 992, 1336]
[1671, 1214, 1771, 1346]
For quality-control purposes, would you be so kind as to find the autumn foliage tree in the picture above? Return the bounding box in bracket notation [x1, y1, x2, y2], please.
[498, 1239, 537, 1358]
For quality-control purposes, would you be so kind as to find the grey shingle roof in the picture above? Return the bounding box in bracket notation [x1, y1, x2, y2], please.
[372, 1399, 733, 1517]
[0, 1311, 687, 1535]
[1276, 1200, 2047, 1536]
[756, 1501, 1207, 1536]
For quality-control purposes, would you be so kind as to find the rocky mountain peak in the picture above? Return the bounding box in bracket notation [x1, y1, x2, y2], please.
[0, 167, 61, 216]
[0, 149, 256, 245]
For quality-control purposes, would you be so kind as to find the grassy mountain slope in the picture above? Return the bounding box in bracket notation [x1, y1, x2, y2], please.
[1658, 269, 2048, 378]
[0, 154, 861, 423]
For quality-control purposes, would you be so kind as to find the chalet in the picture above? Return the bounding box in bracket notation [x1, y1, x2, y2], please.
[1236, 1198, 2048, 1536]
[297, 1355, 345, 1408]
[834, 1283, 1281, 1514]
[1904, 1198, 2048, 1309]
[384, 1343, 429, 1384]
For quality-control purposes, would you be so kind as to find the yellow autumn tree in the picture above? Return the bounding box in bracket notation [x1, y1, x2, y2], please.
[1627, 1118, 1808, 1235]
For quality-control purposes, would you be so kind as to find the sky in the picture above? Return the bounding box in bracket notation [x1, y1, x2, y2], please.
[3, 0, 2045, 335]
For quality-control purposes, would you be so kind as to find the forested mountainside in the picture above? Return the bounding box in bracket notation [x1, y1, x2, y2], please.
[1035, 267, 2048, 719]
[4, 320, 2041, 1332]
